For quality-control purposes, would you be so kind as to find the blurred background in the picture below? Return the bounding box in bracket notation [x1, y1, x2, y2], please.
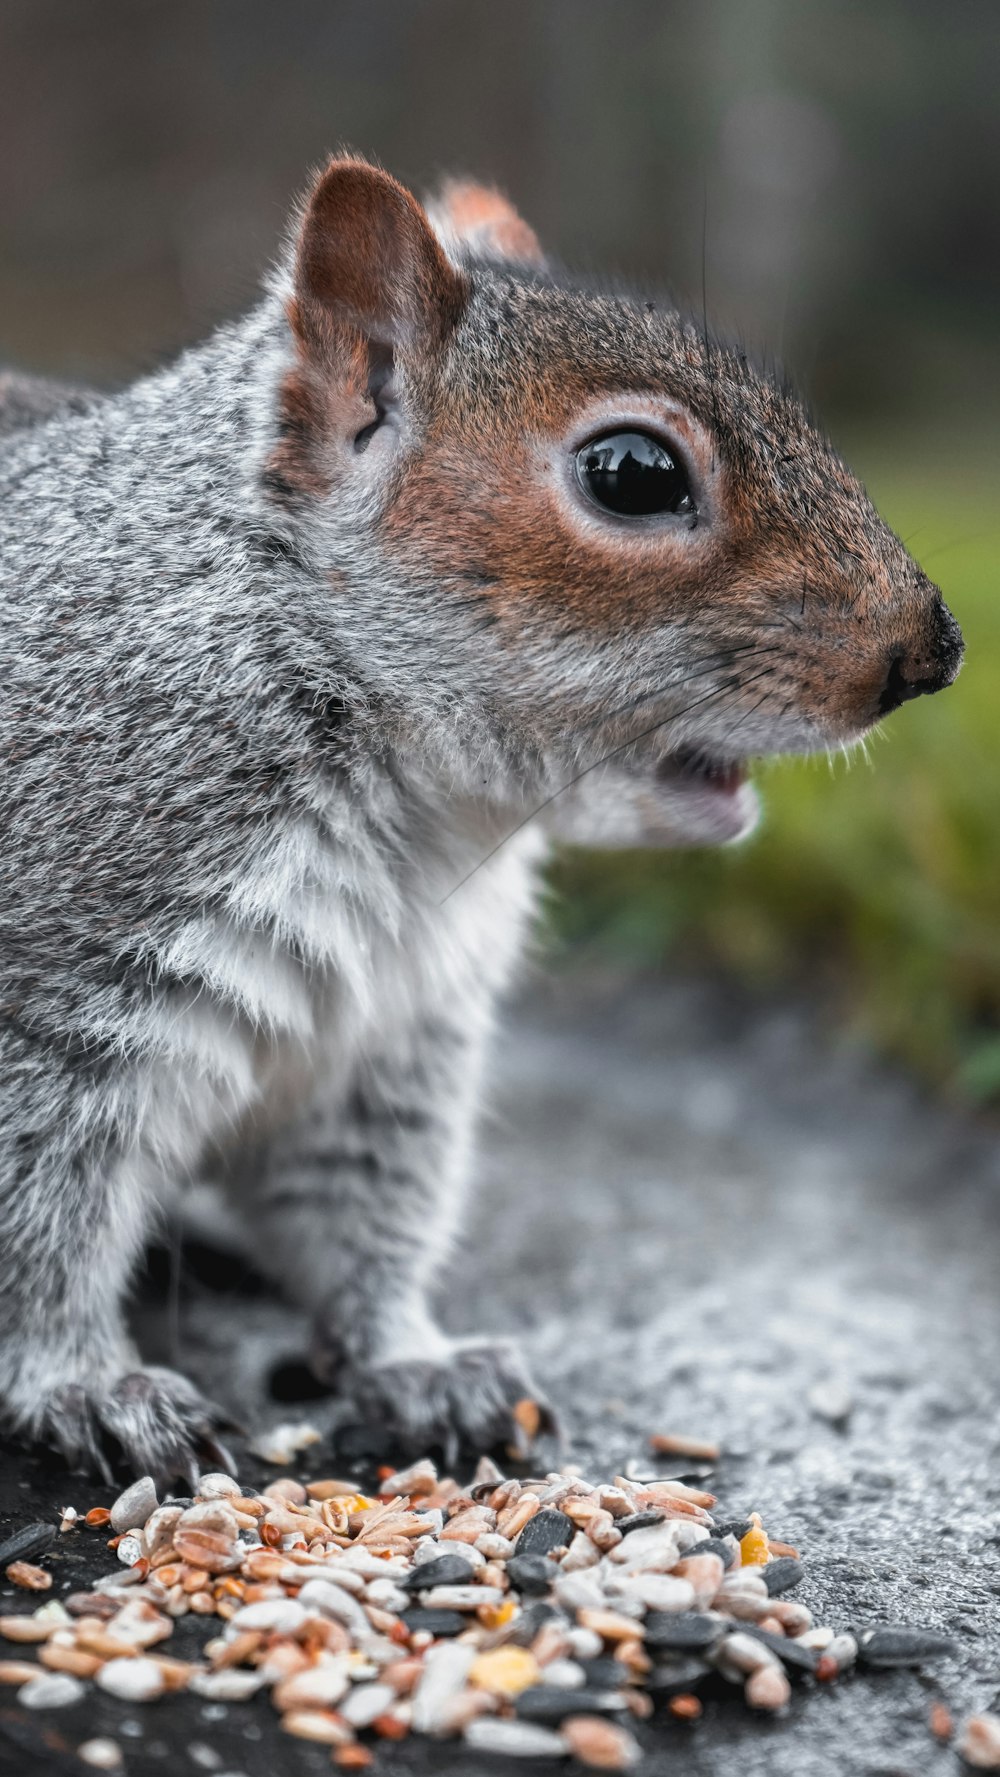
[1, 0, 997, 1098]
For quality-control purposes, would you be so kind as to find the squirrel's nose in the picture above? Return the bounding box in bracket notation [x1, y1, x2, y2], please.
[878, 597, 964, 716]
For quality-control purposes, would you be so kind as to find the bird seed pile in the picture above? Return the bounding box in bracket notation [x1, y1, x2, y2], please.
[0, 1449, 990, 1771]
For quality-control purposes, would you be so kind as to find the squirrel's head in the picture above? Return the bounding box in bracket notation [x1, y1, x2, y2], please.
[266, 156, 963, 847]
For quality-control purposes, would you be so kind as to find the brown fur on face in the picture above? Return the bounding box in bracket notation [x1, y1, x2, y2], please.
[380, 280, 958, 751]
[276, 156, 962, 770]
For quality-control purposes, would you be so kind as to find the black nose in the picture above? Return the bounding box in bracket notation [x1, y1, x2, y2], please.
[878, 598, 964, 716]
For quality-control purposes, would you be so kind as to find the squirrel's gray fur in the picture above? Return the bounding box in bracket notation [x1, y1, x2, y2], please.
[0, 159, 961, 1480]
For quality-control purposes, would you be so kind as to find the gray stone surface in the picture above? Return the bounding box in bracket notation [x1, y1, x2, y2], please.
[1, 969, 999, 1775]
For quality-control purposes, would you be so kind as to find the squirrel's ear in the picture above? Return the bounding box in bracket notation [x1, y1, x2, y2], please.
[428, 179, 546, 269]
[291, 158, 468, 359]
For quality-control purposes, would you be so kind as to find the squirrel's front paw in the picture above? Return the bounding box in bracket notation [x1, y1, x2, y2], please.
[35, 1368, 236, 1488]
[336, 1340, 557, 1466]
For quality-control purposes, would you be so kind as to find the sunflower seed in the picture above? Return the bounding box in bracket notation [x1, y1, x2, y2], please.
[507, 1554, 557, 1596]
[516, 1687, 628, 1724]
[856, 1626, 957, 1667]
[762, 1556, 804, 1596]
[400, 1553, 474, 1591]
[514, 1510, 576, 1558]
[643, 1612, 724, 1652]
[0, 1523, 56, 1566]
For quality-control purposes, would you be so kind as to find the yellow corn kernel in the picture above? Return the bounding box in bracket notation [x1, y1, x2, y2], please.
[740, 1512, 770, 1566]
[477, 1598, 517, 1630]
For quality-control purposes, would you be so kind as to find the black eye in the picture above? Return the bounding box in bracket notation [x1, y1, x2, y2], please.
[575, 429, 696, 519]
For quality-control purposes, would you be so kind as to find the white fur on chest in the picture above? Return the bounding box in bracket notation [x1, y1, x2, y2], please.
[133, 808, 542, 1186]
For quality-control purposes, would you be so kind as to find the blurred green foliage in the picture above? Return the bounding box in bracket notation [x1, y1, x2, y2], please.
[549, 442, 1000, 1100]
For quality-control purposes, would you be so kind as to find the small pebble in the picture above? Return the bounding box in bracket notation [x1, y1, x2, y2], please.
[418, 1585, 505, 1611]
[248, 1421, 320, 1464]
[561, 1714, 642, 1769]
[824, 1632, 858, 1674]
[187, 1746, 224, 1771]
[649, 1433, 720, 1462]
[540, 1660, 587, 1690]
[611, 1574, 695, 1615]
[807, 1380, 853, 1425]
[97, 1658, 166, 1701]
[115, 1535, 144, 1568]
[272, 1663, 351, 1711]
[410, 1642, 477, 1734]
[929, 1701, 954, 1741]
[190, 1670, 266, 1701]
[281, 1709, 353, 1745]
[464, 1717, 568, 1758]
[957, 1713, 1000, 1770]
[230, 1600, 307, 1634]
[77, 1740, 124, 1770]
[197, 1474, 241, 1500]
[18, 1671, 85, 1708]
[340, 1682, 397, 1728]
[715, 1632, 778, 1675]
[744, 1664, 791, 1712]
[110, 1477, 159, 1534]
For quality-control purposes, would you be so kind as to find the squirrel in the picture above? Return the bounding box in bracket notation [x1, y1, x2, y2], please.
[0, 157, 963, 1483]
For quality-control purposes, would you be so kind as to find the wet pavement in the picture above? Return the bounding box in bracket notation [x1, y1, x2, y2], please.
[1, 968, 999, 1775]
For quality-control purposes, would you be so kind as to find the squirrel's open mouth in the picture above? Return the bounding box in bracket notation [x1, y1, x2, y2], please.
[640, 746, 758, 845]
[654, 747, 750, 797]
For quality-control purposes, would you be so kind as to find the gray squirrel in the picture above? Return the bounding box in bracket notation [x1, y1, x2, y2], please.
[0, 159, 962, 1482]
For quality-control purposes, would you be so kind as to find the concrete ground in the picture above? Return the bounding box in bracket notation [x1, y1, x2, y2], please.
[1, 968, 999, 1776]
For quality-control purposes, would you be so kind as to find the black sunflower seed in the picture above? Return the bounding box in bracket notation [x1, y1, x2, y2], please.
[762, 1556, 804, 1596]
[856, 1626, 957, 1667]
[513, 1509, 575, 1557]
[399, 1608, 468, 1637]
[506, 1554, 557, 1596]
[644, 1611, 725, 1651]
[614, 1510, 666, 1536]
[514, 1686, 627, 1724]
[400, 1553, 475, 1592]
[0, 1523, 56, 1566]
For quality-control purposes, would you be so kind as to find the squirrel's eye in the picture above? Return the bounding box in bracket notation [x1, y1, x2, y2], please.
[575, 430, 696, 519]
